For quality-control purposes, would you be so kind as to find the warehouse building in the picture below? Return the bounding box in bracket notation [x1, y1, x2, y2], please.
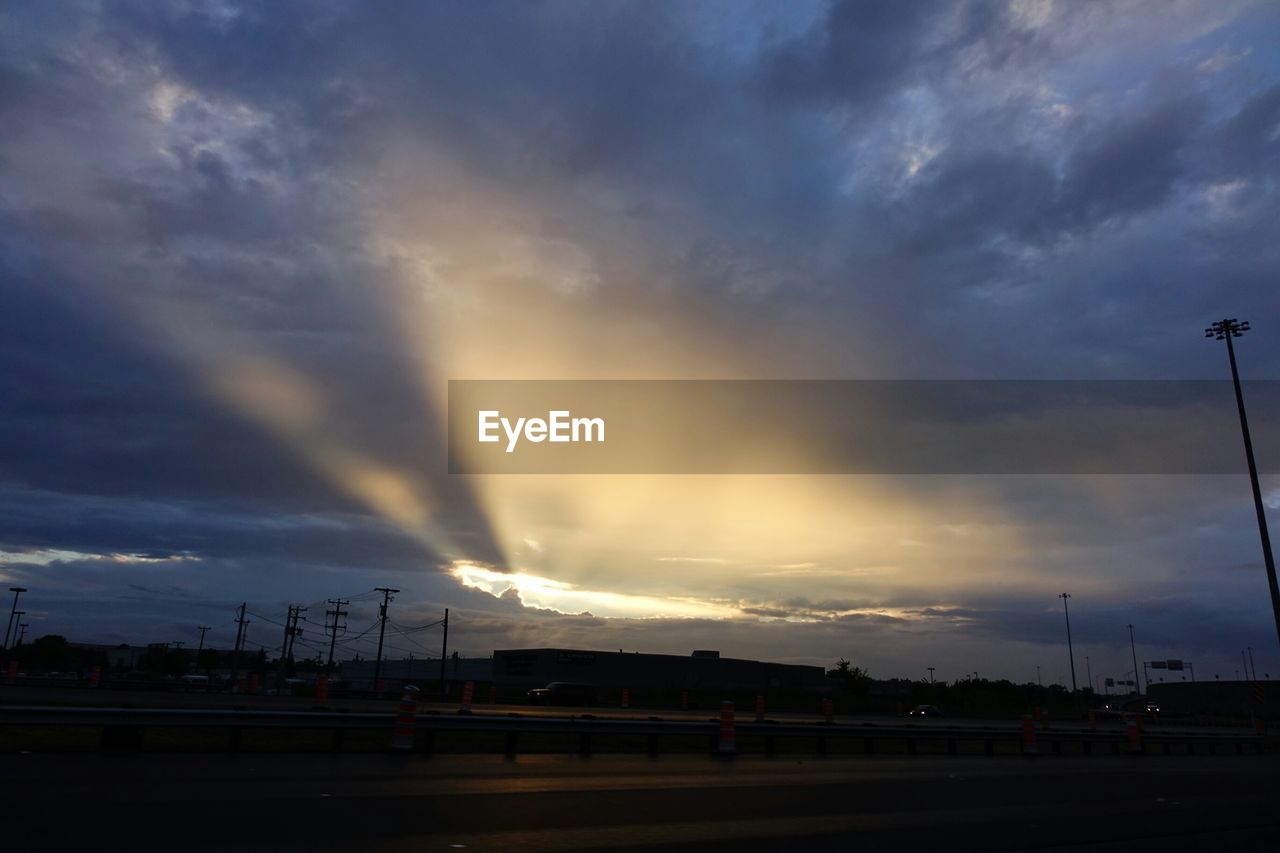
[492, 648, 827, 693]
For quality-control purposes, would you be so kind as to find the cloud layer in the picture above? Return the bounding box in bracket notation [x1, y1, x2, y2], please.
[2, 0, 1279, 682]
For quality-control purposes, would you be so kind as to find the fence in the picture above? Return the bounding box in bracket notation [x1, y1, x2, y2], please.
[0, 705, 1268, 756]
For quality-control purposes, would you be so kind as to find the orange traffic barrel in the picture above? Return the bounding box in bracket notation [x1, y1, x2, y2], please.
[718, 700, 736, 755]
[390, 685, 420, 751]
[1022, 715, 1038, 755]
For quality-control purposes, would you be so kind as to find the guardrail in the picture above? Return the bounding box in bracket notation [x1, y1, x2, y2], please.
[0, 705, 1268, 756]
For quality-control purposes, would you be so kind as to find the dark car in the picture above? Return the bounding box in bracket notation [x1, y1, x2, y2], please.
[908, 704, 942, 717]
[1103, 699, 1159, 719]
[526, 682, 597, 707]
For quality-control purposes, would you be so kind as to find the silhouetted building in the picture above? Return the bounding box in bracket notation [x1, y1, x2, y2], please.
[1148, 680, 1278, 718]
[492, 648, 826, 692]
[339, 655, 492, 691]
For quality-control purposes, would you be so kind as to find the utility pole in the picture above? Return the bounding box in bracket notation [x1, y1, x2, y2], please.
[1128, 624, 1141, 695]
[3, 587, 27, 653]
[1242, 649, 1250, 682]
[1036, 665, 1042, 687]
[286, 607, 305, 664]
[325, 599, 349, 672]
[15, 623, 28, 646]
[232, 603, 249, 685]
[439, 607, 449, 694]
[1086, 655, 1093, 693]
[372, 587, 400, 695]
[1248, 646, 1257, 681]
[1206, 319, 1280, 651]
[278, 605, 297, 686]
[1060, 593, 1077, 693]
[196, 626, 210, 674]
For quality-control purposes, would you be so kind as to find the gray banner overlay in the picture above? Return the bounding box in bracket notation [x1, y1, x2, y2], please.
[447, 380, 1280, 474]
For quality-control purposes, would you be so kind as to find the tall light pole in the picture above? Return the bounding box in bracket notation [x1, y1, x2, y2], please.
[1248, 646, 1257, 681]
[1086, 655, 1093, 693]
[3, 587, 27, 652]
[1060, 593, 1077, 693]
[1206, 318, 1280, 651]
[1128, 624, 1141, 695]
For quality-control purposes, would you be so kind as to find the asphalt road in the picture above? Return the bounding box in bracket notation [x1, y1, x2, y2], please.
[4, 752, 1277, 851]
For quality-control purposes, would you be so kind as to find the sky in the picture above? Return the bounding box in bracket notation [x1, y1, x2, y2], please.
[2, 0, 1280, 686]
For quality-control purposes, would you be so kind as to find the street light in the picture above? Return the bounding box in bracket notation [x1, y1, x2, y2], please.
[1059, 593, 1077, 693]
[1206, 318, 1280, 651]
[2, 587, 27, 652]
[1128, 624, 1142, 695]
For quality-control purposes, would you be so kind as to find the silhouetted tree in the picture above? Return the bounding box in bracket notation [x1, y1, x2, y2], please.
[827, 659, 872, 695]
[23, 635, 79, 671]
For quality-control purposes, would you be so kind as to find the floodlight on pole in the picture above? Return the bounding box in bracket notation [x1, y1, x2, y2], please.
[1205, 318, 1280, 652]
[1059, 593, 1077, 693]
[3, 587, 27, 652]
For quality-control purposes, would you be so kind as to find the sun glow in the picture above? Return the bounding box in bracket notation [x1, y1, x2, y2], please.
[450, 562, 741, 620]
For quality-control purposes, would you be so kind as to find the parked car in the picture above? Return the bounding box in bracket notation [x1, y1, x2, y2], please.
[526, 682, 597, 707]
[908, 704, 942, 717]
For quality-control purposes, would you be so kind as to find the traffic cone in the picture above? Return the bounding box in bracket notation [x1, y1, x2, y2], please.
[823, 697, 834, 724]
[1022, 715, 1038, 755]
[315, 674, 329, 704]
[1087, 710, 1096, 730]
[389, 685, 420, 752]
[621, 688, 630, 709]
[89, 665, 101, 689]
[680, 691, 688, 711]
[1126, 717, 1142, 754]
[459, 680, 474, 713]
[718, 700, 736, 755]
[6, 661, 17, 685]
[248, 673, 259, 694]
[755, 694, 765, 722]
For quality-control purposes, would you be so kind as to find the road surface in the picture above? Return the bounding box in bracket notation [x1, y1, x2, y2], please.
[3, 752, 1277, 851]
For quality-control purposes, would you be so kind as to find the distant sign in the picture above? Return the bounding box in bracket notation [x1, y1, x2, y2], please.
[1150, 661, 1167, 669]
[1167, 659, 1184, 671]
[557, 651, 596, 665]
